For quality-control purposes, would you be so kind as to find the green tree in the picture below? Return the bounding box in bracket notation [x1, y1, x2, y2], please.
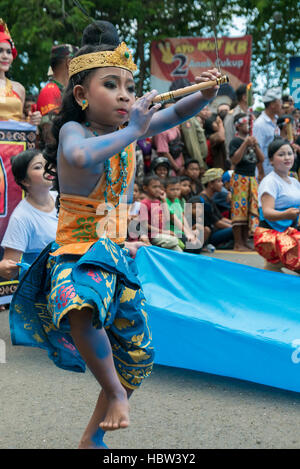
[1, 0, 242, 94]
[1, 1, 298, 96]
[243, 0, 300, 91]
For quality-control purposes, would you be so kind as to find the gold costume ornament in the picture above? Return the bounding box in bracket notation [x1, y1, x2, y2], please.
[69, 42, 137, 78]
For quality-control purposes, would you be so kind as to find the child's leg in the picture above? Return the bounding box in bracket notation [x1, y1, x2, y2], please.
[69, 307, 130, 439]
[79, 387, 134, 449]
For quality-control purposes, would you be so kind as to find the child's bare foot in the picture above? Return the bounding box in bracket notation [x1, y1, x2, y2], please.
[99, 393, 130, 431]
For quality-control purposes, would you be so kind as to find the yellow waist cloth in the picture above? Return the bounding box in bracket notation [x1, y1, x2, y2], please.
[52, 142, 135, 257]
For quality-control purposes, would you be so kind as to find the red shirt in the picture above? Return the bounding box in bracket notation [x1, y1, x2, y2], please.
[37, 81, 62, 116]
[140, 198, 165, 239]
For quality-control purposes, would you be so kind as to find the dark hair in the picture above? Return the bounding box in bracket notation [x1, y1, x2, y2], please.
[184, 159, 200, 169]
[203, 113, 218, 137]
[236, 84, 247, 102]
[11, 149, 41, 192]
[180, 175, 192, 183]
[143, 174, 160, 187]
[268, 137, 293, 159]
[44, 25, 120, 204]
[163, 176, 180, 188]
[81, 21, 120, 47]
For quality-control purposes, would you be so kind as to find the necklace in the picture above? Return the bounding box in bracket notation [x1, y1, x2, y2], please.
[84, 121, 129, 209]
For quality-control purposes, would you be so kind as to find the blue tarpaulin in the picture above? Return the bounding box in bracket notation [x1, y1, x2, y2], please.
[135, 246, 300, 393]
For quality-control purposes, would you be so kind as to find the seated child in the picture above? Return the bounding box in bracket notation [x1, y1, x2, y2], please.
[140, 175, 183, 252]
[187, 196, 211, 247]
[127, 182, 151, 247]
[179, 175, 192, 205]
[212, 170, 233, 218]
[196, 168, 233, 249]
[184, 159, 202, 196]
[164, 176, 201, 252]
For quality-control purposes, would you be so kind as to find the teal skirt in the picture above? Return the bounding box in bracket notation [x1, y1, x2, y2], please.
[10, 238, 154, 390]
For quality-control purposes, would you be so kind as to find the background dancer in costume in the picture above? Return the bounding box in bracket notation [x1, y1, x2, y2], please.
[0, 19, 41, 124]
[0, 149, 58, 279]
[10, 20, 220, 449]
[254, 138, 300, 274]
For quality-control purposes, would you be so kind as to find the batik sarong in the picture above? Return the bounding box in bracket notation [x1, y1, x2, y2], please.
[10, 238, 154, 390]
[231, 173, 259, 235]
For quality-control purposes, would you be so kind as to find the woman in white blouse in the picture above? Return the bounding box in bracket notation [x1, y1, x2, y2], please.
[254, 138, 300, 273]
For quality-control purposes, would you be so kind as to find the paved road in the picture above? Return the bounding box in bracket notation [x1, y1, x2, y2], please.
[1, 251, 300, 449]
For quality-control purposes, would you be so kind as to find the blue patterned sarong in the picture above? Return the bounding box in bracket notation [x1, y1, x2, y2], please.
[9, 238, 154, 389]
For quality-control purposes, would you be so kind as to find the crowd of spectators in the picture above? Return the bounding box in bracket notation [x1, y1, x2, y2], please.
[1, 16, 300, 276]
[128, 81, 300, 255]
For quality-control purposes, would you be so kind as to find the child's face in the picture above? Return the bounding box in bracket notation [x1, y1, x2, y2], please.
[155, 164, 168, 179]
[186, 163, 200, 180]
[211, 178, 223, 192]
[180, 179, 191, 197]
[144, 179, 162, 199]
[81, 67, 136, 128]
[165, 183, 181, 201]
[133, 183, 140, 201]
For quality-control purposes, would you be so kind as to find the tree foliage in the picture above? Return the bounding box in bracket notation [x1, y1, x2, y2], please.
[1, 0, 299, 96]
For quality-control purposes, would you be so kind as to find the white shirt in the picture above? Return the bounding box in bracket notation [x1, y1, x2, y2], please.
[1, 191, 58, 263]
[253, 111, 279, 175]
[258, 171, 300, 231]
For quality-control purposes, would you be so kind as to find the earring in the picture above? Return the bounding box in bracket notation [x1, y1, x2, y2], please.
[81, 99, 88, 111]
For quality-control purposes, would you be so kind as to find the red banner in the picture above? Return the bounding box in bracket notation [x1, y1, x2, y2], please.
[150, 35, 252, 93]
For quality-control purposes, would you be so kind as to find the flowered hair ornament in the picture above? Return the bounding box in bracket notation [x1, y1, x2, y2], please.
[0, 19, 17, 59]
[69, 42, 137, 78]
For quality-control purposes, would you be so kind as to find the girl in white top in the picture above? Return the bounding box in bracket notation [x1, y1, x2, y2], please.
[255, 138, 300, 273]
[0, 149, 58, 280]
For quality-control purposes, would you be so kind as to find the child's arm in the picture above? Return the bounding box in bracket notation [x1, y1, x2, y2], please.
[59, 92, 161, 169]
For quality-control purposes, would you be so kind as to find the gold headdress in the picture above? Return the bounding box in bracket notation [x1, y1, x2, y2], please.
[69, 42, 137, 78]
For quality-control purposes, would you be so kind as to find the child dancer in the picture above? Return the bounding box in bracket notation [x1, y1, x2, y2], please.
[10, 22, 220, 449]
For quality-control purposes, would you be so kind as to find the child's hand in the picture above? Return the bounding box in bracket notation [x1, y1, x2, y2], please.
[159, 189, 167, 202]
[194, 68, 221, 101]
[129, 90, 161, 137]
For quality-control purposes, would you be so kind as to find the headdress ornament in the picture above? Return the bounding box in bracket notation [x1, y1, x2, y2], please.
[0, 19, 17, 59]
[69, 42, 137, 78]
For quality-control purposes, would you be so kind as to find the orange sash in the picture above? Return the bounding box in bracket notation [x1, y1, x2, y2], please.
[52, 142, 135, 256]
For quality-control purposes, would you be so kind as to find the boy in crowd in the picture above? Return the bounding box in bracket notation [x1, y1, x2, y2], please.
[164, 177, 201, 252]
[179, 175, 192, 206]
[140, 175, 183, 252]
[196, 168, 233, 249]
[184, 159, 203, 197]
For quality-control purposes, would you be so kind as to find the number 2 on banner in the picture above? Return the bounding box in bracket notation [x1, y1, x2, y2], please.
[171, 54, 188, 77]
